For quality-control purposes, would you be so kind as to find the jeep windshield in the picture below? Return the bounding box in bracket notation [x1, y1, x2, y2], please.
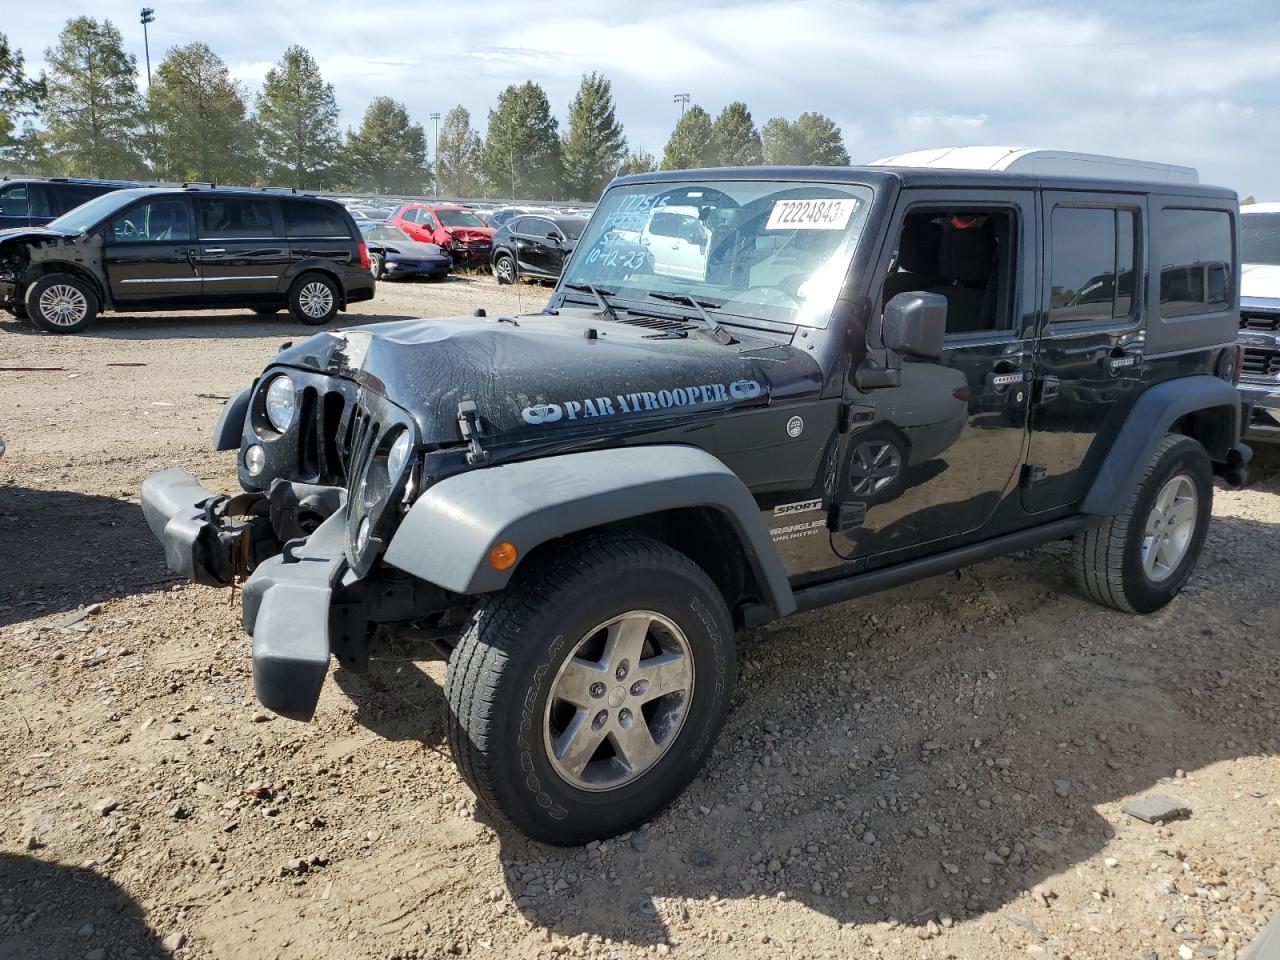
[561, 179, 873, 329]
[46, 188, 152, 234]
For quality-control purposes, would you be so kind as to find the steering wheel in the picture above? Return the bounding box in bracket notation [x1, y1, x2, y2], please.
[744, 284, 802, 306]
[115, 219, 138, 241]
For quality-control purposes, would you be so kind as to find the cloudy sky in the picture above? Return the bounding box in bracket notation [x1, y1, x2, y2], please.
[9, 0, 1280, 195]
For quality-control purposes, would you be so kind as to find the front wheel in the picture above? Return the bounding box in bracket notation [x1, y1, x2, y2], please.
[25, 273, 100, 334]
[493, 252, 516, 284]
[1073, 433, 1212, 613]
[445, 535, 736, 845]
[288, 273, 340, 326]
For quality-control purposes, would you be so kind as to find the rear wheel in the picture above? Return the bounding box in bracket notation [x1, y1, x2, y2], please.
[1073, 434, 1212, 613]
[493, 252, 516, 284]
[288, 273, 340, 326]
[25, 273, 100, 334]
[445, 535, 736, 845]
[369, 252, 385, 280]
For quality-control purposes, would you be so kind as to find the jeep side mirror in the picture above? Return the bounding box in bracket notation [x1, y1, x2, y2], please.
[883, 291, 946, 360]
[855, 291, 947, 391]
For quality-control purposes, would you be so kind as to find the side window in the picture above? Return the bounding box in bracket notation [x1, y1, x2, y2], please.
[283, 199, 348, 237]
[196, 197, 275, 239]
[419, 212, 438, 230]
[399, 208, 418, 224]
[531, 218, 556, 237]
[508, 217, 531, 234]
[27, 184, 54, 218]
[110, 199, 191, 243]
[1159, 208, 1232, 318]
[1049, 207, 1138, 323]
[0, 183, 29, 218]
[881, 208, 1017, 335]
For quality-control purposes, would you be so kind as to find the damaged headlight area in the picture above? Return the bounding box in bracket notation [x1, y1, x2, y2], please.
[343, 401, 419, 577]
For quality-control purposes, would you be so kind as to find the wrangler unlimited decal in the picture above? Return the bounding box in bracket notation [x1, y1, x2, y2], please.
[521, 379, 764, 426]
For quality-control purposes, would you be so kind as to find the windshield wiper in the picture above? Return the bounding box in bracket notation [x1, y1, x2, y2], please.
[563, 282, 619, 322]
[647, 292, 732, 342]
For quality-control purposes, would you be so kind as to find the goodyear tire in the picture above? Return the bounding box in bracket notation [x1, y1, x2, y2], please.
[445, 534, 736, 845]
[288, 272, 340, 326]
[1073, 434, 1212, 614]
[25, 273, 100, 334]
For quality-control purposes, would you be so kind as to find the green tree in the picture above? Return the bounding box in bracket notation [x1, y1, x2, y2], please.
[761, 113, 850, 166]
[435, 105, 485, 197]
[484, 81, 560, 199]
[710, 101, 761, 166]
[2, 121, 52, 173]
[560, 71, 626, 201]
[148, 43, 257, 185]
[793, 111, 849, 165]
[661, 105, 715, 170]
[255, 46, 341, 189]
[345, 97, 428, 194]
[0, 32, 45, 164]
[43, 17, 145, 178]
[617, 146, 657, 177]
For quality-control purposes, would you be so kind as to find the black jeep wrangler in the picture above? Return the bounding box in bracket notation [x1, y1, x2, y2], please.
[141, 166, 1250, 845]
[0, 185, 375, 333]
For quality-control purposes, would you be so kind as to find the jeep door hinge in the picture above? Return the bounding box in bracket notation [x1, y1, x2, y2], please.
[1021, 463, 1048, 488]
[456, 399, 488, 465]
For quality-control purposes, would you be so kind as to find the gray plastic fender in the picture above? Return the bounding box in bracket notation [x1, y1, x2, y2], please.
[382, 445, 797, 618]
[1082, 375, 1242, 516]
[213, 388, 250, 451]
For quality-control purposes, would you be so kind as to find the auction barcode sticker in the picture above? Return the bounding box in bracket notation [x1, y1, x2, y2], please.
[766, 198, 857, 230]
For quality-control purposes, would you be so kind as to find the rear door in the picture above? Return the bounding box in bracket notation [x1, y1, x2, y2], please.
[1022, 192, 1146, 513]
[520, 217, 558, 275]
[195, 195, 289, 302]
[103, 195, 201, 304]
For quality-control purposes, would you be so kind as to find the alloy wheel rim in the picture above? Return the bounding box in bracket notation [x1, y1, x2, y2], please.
[849, 440, 902, 496]
[498, 257, 514, 281]
[298, 282, 334, 318]
[1142, 473, 1197, 582]
[543, 610, 694, 792]
[39, 284, 88, 327]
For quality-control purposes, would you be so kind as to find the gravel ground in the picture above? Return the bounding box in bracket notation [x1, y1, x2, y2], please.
[2, 275, 1279, 960]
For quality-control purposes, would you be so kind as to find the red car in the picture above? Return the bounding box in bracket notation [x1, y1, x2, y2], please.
[388, 203, 494, 265]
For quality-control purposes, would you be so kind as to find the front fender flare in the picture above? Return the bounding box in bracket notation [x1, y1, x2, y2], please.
[1082, 375, 1244, 516]
[382, 445, 797, 618]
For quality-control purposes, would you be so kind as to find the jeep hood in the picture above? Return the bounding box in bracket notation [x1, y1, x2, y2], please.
[272, 311, 823, 444]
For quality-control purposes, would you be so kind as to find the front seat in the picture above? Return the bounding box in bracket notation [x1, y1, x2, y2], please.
[926, 225, 996, 333]
[882, 218, 943, 306]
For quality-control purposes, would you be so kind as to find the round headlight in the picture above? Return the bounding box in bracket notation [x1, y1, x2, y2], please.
[264, 375, 296, 433]
[356, 516, 372, 553]
[245, 444, 266, 476]
[386, 430, 413, 477]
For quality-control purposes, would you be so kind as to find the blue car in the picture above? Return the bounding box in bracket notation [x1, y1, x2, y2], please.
[360, 223, 451, 281]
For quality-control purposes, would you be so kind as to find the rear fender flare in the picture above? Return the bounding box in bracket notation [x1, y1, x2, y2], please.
[382, 445, 797, 619]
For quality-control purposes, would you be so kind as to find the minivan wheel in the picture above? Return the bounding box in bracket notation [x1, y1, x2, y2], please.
[25, 273, 100, 334]
[493, 252, 516, 284]
[288, 273, 340, 325]
[445, 534, 736, 845]
[1073, 433, 1212, 614]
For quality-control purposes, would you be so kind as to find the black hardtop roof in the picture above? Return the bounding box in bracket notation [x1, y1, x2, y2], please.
[611, 165, 1237, 201]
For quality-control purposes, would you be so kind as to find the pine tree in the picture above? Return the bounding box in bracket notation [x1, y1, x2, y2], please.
[484, 81, 561, 199]
[761, 117, 803, 165]
[148, 43, 258, 185]
[43, 17, 145, 178]
[435, 105, 485, 197]
[255, 46, 341, 189]
[661, 105, 715, 170]
[560, 72, 626, 201]
[793, 112, 849, 165]
[617, 147, 657, 177]
[710, 102, 761, 167]
[345, 97, 428, 194]
[0, 32, 45, 165]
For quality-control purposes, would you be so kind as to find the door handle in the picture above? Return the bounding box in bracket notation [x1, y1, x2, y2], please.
[204, 247, 225, 254]
[1106, 349, 1142, 374]
[984, 369, 1031, 389]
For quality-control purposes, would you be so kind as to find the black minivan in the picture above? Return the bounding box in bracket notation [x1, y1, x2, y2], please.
[0, 177, 140, 230]
[0, 185, 375, 333]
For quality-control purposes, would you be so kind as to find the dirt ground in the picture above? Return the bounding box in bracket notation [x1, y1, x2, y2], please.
[2, 275, 1279, 960]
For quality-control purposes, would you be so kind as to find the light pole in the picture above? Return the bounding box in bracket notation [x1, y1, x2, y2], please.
[673, 92, 689, 118]
[429, 111, 441, 197]
[140, 8, 155, 88]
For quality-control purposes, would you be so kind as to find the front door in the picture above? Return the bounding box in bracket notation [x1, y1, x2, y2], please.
[832, 191, 1037, 564]
[194, 195, 288, 302]
[520, 217, 560, 276]
[103, 196, 201, 304]
[1022, 192, 1146, 513]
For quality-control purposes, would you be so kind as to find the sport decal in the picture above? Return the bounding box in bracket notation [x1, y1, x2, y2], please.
[766, 198, 858, 231]
[774, 499, 823, 517]
[521, 379, 764, 426]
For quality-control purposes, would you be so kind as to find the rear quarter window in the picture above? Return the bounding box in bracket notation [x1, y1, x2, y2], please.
[283, 199, 351, 238]
[1159, 208, 1233, 318]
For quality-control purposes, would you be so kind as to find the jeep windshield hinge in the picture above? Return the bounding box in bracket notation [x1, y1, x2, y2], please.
[456, 400, 488, 465]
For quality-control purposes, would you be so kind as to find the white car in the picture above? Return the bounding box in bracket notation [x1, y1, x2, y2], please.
[1238, 203, 1280, 442]
[640, 205, 710, 281]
